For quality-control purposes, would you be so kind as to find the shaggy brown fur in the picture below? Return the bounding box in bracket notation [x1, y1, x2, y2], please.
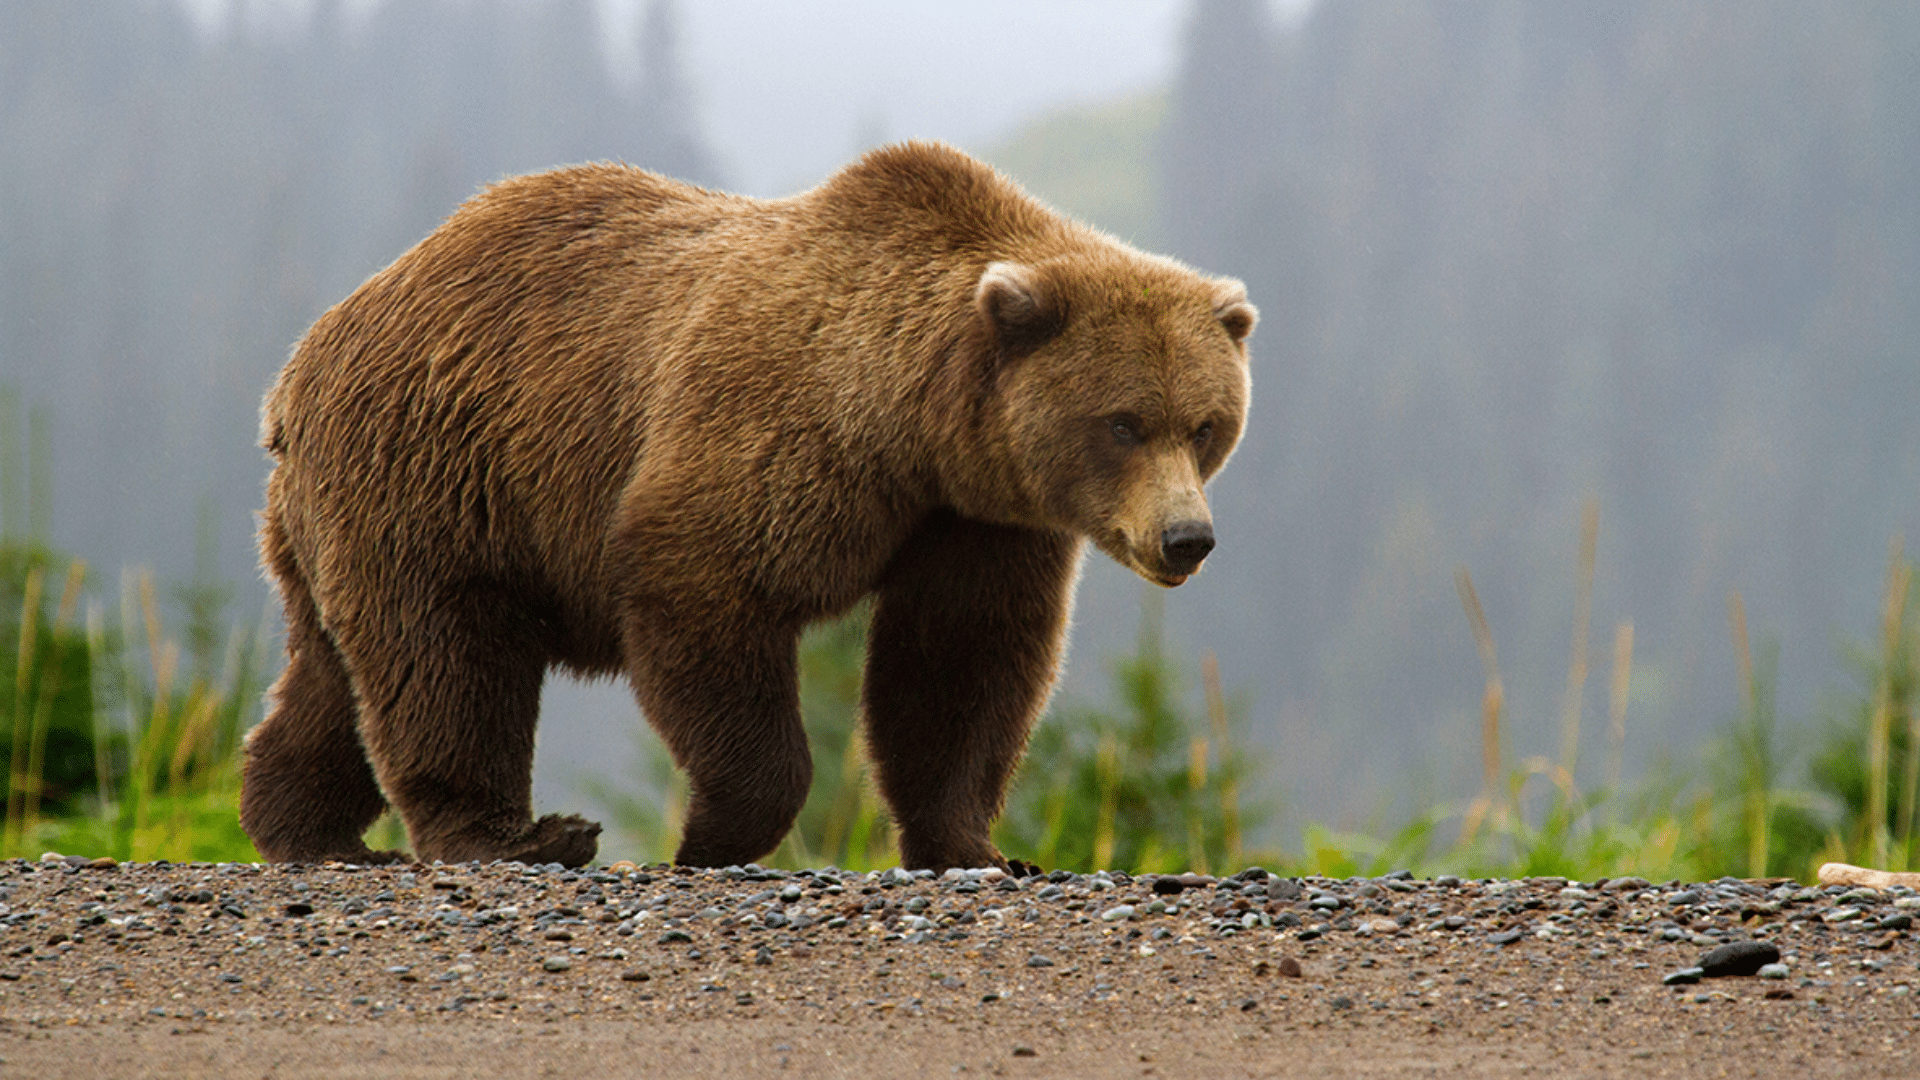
[239, 142, 1255, 871]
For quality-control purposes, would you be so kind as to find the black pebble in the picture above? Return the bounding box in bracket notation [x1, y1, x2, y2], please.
[1151, 877, 1186, 896]
[1698, 939, 1780, 977]
[284, 902, 314, 918]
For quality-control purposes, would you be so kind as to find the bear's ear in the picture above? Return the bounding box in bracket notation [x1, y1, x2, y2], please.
[1212, 279, 1258, 345]
[975, 261, 1066, 353]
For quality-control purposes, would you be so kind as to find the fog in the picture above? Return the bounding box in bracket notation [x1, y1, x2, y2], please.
[3, 0, 1916, 841]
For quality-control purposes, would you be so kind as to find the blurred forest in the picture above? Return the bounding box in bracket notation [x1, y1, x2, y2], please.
[0, 0, 718, 591]
[2, 0, 1918, 837]
[1141, 0, 1920, 820]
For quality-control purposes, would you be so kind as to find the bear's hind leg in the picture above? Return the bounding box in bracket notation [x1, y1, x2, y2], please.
[351, 590, 600, 867]
[240, 543, 399, 864]
[863, 512, 1080, 873]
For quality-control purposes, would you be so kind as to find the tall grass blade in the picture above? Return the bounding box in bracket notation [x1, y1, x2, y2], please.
[1185, 735, 1209, 875]
[1727, 589, 1774, 877]
[86, 602, 112, 805]
[1455, 566, 1505, 844]
[1559, 500, 1597, 774]
[1093, 730, 1118, 869]
[1608, 621, 1633, 795]
[5, 564, 43, 849]
[1868, 541, 1907, 868]
[22, 559, 84, 835]
[1202, 650, 1241, 868]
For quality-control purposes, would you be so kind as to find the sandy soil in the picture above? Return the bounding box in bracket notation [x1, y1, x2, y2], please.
[0, 858, 1912, 1077]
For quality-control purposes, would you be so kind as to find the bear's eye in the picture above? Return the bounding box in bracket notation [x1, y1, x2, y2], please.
[1109, 418, 1141, 447]
[1192, 422, 1214, 450]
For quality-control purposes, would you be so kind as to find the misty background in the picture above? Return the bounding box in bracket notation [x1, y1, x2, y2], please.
[2, 0, 1916, 845]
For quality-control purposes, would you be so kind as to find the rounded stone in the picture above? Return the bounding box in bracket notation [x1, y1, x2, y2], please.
[1698, 939, 1780, 978]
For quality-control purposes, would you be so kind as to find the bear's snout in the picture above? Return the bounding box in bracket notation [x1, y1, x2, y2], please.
[1160, 520, 1215, 576]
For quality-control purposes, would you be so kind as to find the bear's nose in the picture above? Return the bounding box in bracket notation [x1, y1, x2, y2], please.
[1160, 521, 1215, 574]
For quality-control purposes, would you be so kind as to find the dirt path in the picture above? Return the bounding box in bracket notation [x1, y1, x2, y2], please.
[0, 858, 1912, 1077]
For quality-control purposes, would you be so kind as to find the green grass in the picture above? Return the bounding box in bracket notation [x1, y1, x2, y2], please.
[0, 552, 266, 863]
[575, 518, 1914, 884]
[14, 519, 1914, 881]
[6, 381, 1913, 879]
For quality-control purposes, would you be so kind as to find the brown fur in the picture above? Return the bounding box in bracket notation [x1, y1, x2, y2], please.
[239, 142, 1254, 871]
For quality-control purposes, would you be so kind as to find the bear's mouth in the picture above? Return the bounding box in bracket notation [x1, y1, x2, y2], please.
[1096, 532, 1199, 588]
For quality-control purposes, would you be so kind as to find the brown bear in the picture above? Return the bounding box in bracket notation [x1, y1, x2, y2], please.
[238, 141, 1254, 872]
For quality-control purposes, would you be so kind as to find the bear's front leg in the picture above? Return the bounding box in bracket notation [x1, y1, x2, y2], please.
[622, 606, 813, 868]
[863, 512, 1081, 873]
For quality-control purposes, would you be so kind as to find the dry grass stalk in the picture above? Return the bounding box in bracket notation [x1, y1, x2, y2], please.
[1867, 539, 1909, 869]
[1455, 567, 1505, 844]
[1092, 730, 1119, 871]
[1201, 650, 1241, 868]
[1186, 735, 1209, 875]
[1607, 621, 1634, 794]
[1727, 589, 1770, 877]
[1559, 500, 1598, 773]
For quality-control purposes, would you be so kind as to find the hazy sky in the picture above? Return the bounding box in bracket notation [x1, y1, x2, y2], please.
[181, 1, 1327, 196]
[667, 0, 1189, 195]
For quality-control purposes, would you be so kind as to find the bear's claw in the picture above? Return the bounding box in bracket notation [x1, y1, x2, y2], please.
[499, 813, 602, 868]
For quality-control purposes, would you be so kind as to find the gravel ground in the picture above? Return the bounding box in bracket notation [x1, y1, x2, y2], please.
[0, 855, 1916, 1077]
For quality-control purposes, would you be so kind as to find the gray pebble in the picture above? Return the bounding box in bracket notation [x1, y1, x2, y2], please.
[1266, 878, 1302, 901]
[541, 956, 571, 972]
[1662, 967, 1703, 985]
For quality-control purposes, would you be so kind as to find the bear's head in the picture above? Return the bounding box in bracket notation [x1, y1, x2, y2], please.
[970, 253, 1255, 586]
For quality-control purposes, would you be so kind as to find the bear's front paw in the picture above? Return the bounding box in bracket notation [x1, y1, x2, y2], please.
[504, 814, 602, 868]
